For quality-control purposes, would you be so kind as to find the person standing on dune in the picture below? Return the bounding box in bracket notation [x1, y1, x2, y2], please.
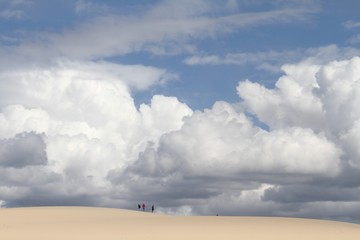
[142, 203, 145, 211]
[151, 205, 154, 213]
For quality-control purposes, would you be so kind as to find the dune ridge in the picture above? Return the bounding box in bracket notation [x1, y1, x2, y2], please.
[0, 207, 359, 240]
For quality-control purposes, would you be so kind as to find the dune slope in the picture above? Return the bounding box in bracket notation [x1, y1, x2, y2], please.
[0, 207, 359, 240]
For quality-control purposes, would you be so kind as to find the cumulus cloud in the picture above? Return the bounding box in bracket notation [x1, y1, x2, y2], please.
[0, 60, 176, 111]
[111, 57, 360, 222]
[1, 55, 360, 222]
[0, 58, 192, 207]
[127, 102, 340, 178]
[1, 0, 360, 224]
[237, 57, 360, 135]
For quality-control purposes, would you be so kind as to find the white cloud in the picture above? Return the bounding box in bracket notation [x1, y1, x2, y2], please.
[237, 57, 360, 149]
[315, 57, 360, 135]
[348, 34, 360, 44]
[139, 95, 193, 145]
[1, 0, 316, 61]
[128, 101, 341, 178]
[0, 0, 27, 5]
[225, 0, 239, 11]
[75, 0, 93, 13]
[237, 65, 324, 131]
[184, 54, 221, 65]
[345, 21, 360, 44]
[184, 45, 360, 73]
[114, 56, 360, 220]
[1, 56, 360, 222]
[0, 0, 360, 222]
[0, 0, 28, 20]
[0, 9, 24, 19]
[0, 105, 50, 138]
[198, 184, 278, 216]
[344, 20, 360, 29]
[0, 59, 192, 190]
[341, 120, 360, 168]
[0, 60, 176, 110]
[75, 0, 109, 14]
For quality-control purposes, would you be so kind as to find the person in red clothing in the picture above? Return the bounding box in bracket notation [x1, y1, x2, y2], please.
[142, 203, 145, 211]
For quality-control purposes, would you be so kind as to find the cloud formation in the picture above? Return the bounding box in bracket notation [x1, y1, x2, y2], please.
[3, 54, 357, 220]
[0, 59, 192, 202]
[1, 0, 316, 63]
[0, 0, 360, 224]
[113, 57, 359, 222]
[1, 54, 360, 222]
[184, 45, 360, 72]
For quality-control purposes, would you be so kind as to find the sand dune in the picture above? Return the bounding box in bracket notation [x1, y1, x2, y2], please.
[0, 207, 359, 240]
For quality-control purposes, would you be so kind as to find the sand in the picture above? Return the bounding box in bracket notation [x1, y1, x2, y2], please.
[0, 207, 359, 240]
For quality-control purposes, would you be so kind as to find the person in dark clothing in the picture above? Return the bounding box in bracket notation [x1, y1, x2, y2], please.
[138, 204, 141, 210]
[151, 205, 154, 213]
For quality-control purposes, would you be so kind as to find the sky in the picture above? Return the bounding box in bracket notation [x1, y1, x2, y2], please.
[0, 0, 360, 223]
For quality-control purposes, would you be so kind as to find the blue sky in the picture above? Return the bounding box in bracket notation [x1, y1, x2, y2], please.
[1, 0, 359, 110]
[1, 0, 360, 222]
